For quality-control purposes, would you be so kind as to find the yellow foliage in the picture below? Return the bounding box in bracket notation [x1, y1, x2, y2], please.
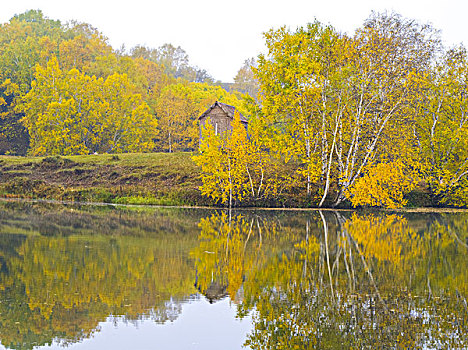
[348, 160, 419, 208]
[193, 111, 278, 206]
[345, 213, 421, 264]
[19, 57, 157, 155]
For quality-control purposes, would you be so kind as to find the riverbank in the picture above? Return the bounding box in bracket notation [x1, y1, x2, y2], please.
[0, 152, 321, 208]
[0, 152, 208, 206]
[0, 152, 454, 209]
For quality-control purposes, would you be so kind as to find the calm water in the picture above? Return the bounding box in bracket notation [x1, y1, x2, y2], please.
[0, 201, 466, 349]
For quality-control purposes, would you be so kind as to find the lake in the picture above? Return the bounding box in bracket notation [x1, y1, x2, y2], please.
[0, 201, 466, 349]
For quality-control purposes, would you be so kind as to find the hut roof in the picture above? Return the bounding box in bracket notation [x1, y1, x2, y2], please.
[198, 101, 248, 123]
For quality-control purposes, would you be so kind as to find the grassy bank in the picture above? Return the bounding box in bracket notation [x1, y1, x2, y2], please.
[0, 152, 210, 206]
[0, 152, 447, 209]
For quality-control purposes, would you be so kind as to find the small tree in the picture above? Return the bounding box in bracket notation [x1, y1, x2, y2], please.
[347, 160, 419, 208]
[193, 112, 276, 207]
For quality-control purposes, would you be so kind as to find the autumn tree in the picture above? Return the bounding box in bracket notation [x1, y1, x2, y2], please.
[154, 82, 247, 152]
[0, 81, 29, 155]
[193, 111, 276, 207]
[255, 13, 440, 207]
[0, 10, 224, 156]
[58, 22, 113, 72]
[255, 21, 346, 200]
[155, 83, 199, 152]
[193, 116, 244, 207]
[232, 58, 259, 101]
[347, 160, 419, 208]
[0, 10, 64, 93]
[0, 10, 66, 154]
[413, 46, 468, 206]
[337, 13, 439, 207]
[131, 43, 214, 83]
[20, 58, 157, 155]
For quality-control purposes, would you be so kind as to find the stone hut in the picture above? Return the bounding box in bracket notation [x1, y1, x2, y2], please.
[198, 101, 248, 141]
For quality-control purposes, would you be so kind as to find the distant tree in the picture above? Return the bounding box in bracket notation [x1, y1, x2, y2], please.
[155, 83, 199, 152]
[131, 43, 214, 83]
[130, 44, 157, 61]
[193, 67, 214, 84]
[153, 81, 247, 152]
[58, 23, 113, 72]
[233, 58, 259, 100]
[0, 11, 117, 155]
[154, 43, 191, 79]
[0, 10, 67, 154]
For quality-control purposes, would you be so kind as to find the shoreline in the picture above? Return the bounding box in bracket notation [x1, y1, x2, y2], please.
[1, 196, 467, 213]
[1, 153, 466, 212]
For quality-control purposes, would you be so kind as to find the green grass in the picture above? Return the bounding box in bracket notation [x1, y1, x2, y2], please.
[0, 152, 208, 207]
[67, 152, 196, 167]
[1, 152, 196, 168]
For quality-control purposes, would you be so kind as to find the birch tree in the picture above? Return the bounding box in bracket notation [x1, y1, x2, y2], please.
[414, 46, 468, 205]
[332, 13, 439, 207]
[255, 13, 439, 207]
[255, 22, 343, 199]
[193, 112, 276, 207]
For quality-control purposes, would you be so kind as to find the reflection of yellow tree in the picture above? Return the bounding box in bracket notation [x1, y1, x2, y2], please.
[238, 211, 468, 349]
[17, 236, 196, 319]
[420, 214, 468, 297]
[0, 204, 467, 349]
[191, 212, 307, 303]
[0, 204, 203, 349]
[0, 234, 197, 348]
[344, 212, 468, 297]
[191, 212, 256, 301]
[344, 213, 421, 264]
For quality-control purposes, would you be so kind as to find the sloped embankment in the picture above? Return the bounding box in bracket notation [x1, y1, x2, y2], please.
[0, 152, 208, 206]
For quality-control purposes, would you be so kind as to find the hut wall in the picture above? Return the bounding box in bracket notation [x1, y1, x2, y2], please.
[199, 105, 233, 136]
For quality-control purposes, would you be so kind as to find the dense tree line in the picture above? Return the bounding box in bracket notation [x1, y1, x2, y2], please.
[0, 10, 248, 156]
[195, 12, 468, 207]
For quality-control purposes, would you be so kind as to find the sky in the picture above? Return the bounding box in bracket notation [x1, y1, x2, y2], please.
[1, 0, 467, 82]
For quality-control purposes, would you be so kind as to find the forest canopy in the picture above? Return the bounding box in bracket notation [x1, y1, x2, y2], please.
[0, 10, 248, 156]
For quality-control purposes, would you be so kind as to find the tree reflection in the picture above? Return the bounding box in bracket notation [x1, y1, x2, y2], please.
[0, 203, 202, 350]
[0, 203, 466, 349]
[192, 210, 468, 349]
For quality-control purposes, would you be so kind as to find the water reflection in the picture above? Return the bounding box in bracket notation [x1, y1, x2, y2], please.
[192, 211, 468, 349]
[0, 202, 203, 350]
[0, 202, 466, 349]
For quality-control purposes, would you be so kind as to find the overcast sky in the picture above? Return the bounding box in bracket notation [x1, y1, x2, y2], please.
[1, 0, 467, 82]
